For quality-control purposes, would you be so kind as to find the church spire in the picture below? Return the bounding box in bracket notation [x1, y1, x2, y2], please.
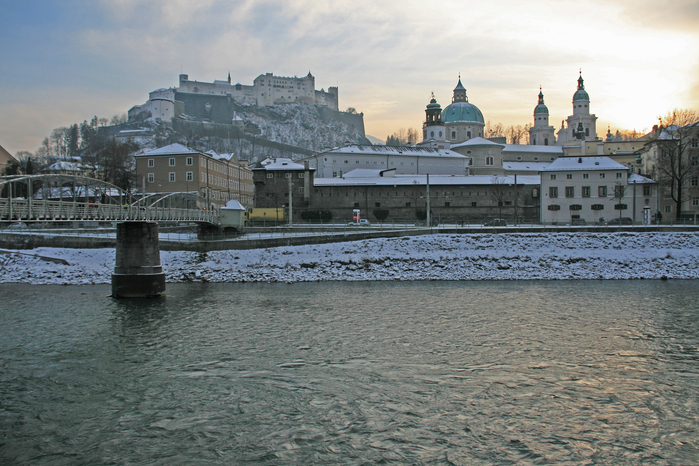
[452, 74, 468, 103]
[577, 69, 584, 90]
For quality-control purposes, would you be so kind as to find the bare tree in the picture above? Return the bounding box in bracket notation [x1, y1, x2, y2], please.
[505, 124, 532, 145]
[484, 120, 505, 138]
[489, 175, 511, 220]
[650, 109, 699, 220]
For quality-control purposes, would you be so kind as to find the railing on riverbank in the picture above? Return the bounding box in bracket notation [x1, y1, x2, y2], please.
[2, 221, 698, 252]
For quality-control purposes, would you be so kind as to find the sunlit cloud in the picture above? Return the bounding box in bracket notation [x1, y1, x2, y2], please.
[0, 0, 697, 154]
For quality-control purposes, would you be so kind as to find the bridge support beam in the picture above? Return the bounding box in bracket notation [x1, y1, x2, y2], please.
[112, 221, 166, 298]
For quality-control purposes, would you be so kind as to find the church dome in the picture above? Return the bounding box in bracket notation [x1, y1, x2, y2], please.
[443, 77, 485, 124]
[534, 88, 549, 115]
[443, 101, 485, 124]
[573, 72, 589, 101]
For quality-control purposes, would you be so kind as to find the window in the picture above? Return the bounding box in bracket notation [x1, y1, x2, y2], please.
[583, 174, 589, 179]
[692, 138, 698, 148]
[570, 204, 582, 211]
[405, 202, 411, 207]
[266, 173, 274, 179]
[186, 171, 193, 182]
[169, 172, 176, 182]
[614, 185, 625, 198]
[565, 187, 574, 198]
[186, 157, 193, 166]
[693, 198, 699, 207]
[549, 186, 558, 198]
[298, 187, 304, 194]
[354, 203, 360, 208]
[591, 204, 604, 211]
[169, 158, 175, 166]
[692, 156, 699, 166]
[548, 204, 561, 211]
[285, 173, 292, 178]
[582, 186, 590, 197]
[147, 173, 154, 183]
[550, 174, 557, 180]
[643, 185, 652, 196]
[298, 173, 304, 178]
[544, 138, 549, 145]
[445, 202, 450, 207]
[567, 174, 573, 180]
[692, 176, 699, 187]
[616, 172, 624, 179]
[375, 203, 381, 207]
[599, 186, 607, 197]
[148, 159, 154, 167]
[486, 156, 494, 166]
[665, 205, 672, 213]
[471, 202, 477, 207]
[600, 173, 606, 179]
[467, 131, 472, 138]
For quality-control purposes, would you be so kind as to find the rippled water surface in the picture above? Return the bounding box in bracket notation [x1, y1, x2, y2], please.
[1, 280, 699, 465]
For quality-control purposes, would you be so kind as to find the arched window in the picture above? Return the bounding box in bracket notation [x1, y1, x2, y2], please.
[544, 138, 549, 145]
[533, 138, 536, 145]
[430, 131, 434, 137]
[439, 131, 442, 137]
[585, 128, 589, 136]
[486, 156, 494, 166]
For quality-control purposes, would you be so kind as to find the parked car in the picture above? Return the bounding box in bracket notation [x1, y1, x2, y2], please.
[606, 217, 633, 225]
[347, 219, 371, 226]
[484, 219, 507, 226]
[571, 218, 586, 225]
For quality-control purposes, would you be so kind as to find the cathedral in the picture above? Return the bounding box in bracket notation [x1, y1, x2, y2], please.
[420, 71, 599, 149]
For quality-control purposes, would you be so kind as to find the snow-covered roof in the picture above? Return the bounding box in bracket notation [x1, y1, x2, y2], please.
[450, 137, 504, 149]
[503, 161, 551, 172]
[343, 169, 389, 178]
[502, 144, 563, 154]
[541, 156, 627, 172]
[256, 158, 307, 171]
[45, 161, 83, 172]
[628, 173, 656, 184]
[321, 144, 466, 159]
[138, 143, 199, 156]
[314, 174, 540, 187]
[221, 200, 245, 210]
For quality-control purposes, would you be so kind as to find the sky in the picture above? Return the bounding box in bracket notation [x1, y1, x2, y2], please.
[1, 0, 698, 156]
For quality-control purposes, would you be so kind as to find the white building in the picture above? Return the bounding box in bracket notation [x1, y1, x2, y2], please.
[304, 145, 470, 178]
[540, 156, 657, 225]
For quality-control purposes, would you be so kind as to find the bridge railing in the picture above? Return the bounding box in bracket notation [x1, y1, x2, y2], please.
[0, 198, 217, 224]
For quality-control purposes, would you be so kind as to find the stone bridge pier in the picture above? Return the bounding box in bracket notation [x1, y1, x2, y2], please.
[112, 221, 166, 298]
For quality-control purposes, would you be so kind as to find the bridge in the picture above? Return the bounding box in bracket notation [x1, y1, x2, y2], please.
[0, 174, 218, 225]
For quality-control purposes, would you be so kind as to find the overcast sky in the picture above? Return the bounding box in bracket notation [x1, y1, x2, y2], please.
[1, 0, 698, 155]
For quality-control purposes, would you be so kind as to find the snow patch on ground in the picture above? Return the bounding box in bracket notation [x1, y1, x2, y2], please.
[1, 232, 698, 285]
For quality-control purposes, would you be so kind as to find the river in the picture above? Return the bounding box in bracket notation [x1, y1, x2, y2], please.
[1, 280, 698, 464]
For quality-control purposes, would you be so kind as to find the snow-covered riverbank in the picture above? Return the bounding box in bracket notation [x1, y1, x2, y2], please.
[1, 232, 699, 285]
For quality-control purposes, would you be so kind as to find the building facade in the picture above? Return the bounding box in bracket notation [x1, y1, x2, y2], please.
[252, 158, 540, 224]
[305, 145, 470, 178]
[540, 156, 657, 225]
[135, 143, 254, 209]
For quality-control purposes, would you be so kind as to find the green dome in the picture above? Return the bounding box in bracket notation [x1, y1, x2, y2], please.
[534, 103, 548, 115]
[442, 101, 485, 124]
[573, 89, 589, 101]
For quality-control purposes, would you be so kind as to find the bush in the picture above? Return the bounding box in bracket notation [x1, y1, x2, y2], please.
[301, 210, 333, 221]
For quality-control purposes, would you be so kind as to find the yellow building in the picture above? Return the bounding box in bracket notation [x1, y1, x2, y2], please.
[135, 143, 253, 209]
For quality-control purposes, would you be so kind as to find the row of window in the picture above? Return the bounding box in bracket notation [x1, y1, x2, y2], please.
[548, 185, 648, 198]
[548, 204, 619, 211]
[550, 172, 624, 180]
[266, 172, 306, 179]
[146, 157, 252, 178]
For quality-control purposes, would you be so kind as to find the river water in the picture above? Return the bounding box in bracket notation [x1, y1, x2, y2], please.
[1, 280, 698, 465]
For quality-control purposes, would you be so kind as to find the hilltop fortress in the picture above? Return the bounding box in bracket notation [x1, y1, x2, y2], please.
[128, 71, 339, 125]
